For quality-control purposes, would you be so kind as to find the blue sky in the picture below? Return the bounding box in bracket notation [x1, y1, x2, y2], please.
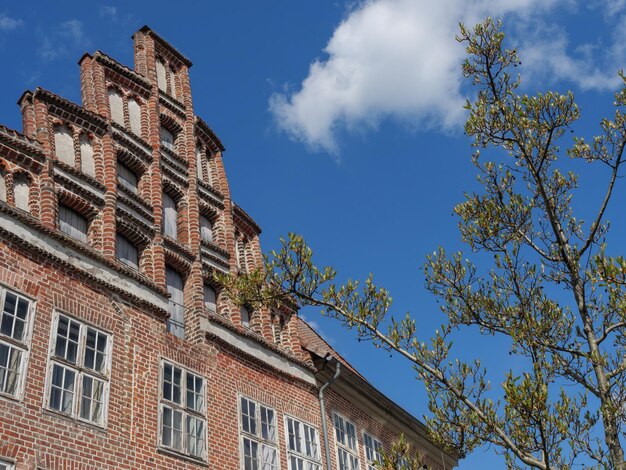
[1, 1, 626, 468]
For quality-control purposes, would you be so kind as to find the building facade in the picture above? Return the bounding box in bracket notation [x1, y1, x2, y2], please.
[0, 27, 458, 470]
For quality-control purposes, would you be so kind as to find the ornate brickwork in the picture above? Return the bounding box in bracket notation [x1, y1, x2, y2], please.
[0, 26, 456, 470]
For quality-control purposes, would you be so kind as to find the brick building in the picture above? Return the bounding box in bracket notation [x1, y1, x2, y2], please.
[0, 27, 458, 470]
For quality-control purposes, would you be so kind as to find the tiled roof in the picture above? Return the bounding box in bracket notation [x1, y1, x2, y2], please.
[233, 203, 262, 235]
[297, 317, 363, 378]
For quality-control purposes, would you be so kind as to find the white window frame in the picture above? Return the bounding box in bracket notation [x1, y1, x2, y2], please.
[238, 394, 280, 470]
[362, 432, 383, 470]
[0, 284, 35, 402]
[284, 414, 322, 470]
[332, 412, 361, 470]
[158, 359, 208, 461]
[0, 458, 15, 470]
[44, 312, 112, 427]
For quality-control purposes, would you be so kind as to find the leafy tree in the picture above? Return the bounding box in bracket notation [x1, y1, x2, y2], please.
[219, 19, 626, 469]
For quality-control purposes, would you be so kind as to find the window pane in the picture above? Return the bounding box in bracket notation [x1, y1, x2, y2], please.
[243, 437, 259, 470]
[49, 363, 75, 414]
[261, 406, 276, 442]
[161, 405, 183, 451]
[163, 362, 182, 405]
[1, 291, 29, 342]
[0, 342, 22, 396]
[346, 421, 357, 450]
[80, 375, 105, 424]
[186, 372, 204, 412]
[54, 316, 80, 363]
[261, 444, 278, 470]
[241, 397, 256, 435]
[187, 415, 206, 458]
[84, 327, 107, 373]
[59, 205, 88, 242]
[303, 424, 319, 459]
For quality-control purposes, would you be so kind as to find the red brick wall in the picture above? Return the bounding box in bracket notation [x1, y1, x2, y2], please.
[0, 26, 452, 470]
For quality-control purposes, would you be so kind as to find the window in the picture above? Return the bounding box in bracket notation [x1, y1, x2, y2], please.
[203, 285, 216, 314]
[240, 396, 279, 470]
[199, 215, 213, 244]
[285, 416, 322, 470]
[333, 413, 360, 470]
[54, 124, 75, 166]
[116, 233, 139, 269]
[0, 459, 14, 470]
[240, 306, 250, 328]
[159, 360, 206, 460]
[117, 162, 138, 193]
[80, 134, 95, 177]
[13, 175, 30, 212]
[58, 205, 88, 243]
[166, 267, 185, 339]
[0, 286, 33, 400]
[160, 126, 175, 152]
[128, 98, 142, 136]
[363, 432, 383, 470]
[46, 313, 111, 426]
[162, 192, 178, 239]
[108, 88, 124, 126]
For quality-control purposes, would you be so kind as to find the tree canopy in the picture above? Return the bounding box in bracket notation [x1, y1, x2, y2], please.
[219, 19, 626, 470]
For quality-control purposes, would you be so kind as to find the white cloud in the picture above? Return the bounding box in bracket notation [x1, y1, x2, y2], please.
[99, 6, 117, 19]
[270, 0, 624, 154]
[39, 20, 88, 62]
[0, 13, 23, 31]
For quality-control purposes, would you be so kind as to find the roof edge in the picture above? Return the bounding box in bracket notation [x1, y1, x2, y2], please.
[134, 25, 193, 68]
